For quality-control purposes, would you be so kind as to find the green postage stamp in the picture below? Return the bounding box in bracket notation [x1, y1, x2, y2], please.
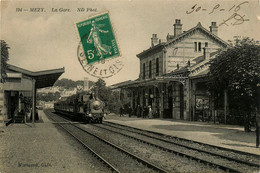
[76, 12, 120, 65]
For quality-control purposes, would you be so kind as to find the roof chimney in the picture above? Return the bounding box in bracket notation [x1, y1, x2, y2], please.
[203, 45, 210, 60]
[174, 19, 182, 37]
[151, 34, 159, 47]
[210, 22, 218, 36]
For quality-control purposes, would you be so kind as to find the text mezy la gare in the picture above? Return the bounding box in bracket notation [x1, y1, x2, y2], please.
[16, 8, 97, 13]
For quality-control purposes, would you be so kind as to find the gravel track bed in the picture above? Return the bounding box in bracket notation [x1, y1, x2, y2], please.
[53, 123, 113, 173]
[61, 124, 158, 173]
[80, 124, 222, 173]
[46, 111, 259, 172]
[105, 122, 260, 165]
[45, 111, 114, 172]
[98, 124, 259, 173]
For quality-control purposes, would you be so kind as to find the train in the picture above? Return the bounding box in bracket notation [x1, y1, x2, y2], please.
[54, 92, 104, 123]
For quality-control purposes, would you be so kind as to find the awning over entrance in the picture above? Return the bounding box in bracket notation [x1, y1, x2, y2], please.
[7, 64, 65, 89]
[189, 69, 209, 79]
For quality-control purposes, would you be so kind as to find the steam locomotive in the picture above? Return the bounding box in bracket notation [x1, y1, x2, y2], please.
[54, 92, 104, 123]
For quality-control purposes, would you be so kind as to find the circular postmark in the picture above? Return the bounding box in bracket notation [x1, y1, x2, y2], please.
[75, 11, 124, 78]
[77, 39, 123, 78]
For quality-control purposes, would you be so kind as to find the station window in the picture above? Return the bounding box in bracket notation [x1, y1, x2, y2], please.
[198, 42, 201, 52]
[156, 58, 159, 75]
[205, 42, 208, 47]
[194, 42, 197, 51]
[143, 63, 146, 79]
[149, 61, 152, 78]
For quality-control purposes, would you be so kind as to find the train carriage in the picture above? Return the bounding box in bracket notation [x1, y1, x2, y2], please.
[54, 92, 104, 123]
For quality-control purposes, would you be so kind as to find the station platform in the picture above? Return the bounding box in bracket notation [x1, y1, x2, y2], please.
[105, 114, 260, 155]
[0, 110, 102, 173]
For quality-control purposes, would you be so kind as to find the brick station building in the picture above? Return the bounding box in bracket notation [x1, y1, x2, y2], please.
[113, 19, 228, 121]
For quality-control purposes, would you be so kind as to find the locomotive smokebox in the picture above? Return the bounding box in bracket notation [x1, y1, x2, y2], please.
[92, 101, 101, 110]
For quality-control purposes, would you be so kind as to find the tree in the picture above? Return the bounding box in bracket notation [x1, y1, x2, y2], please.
[92, 78, 111, 109]
[54, 78, 78, 89]
[208, 38, 260, 130]
[92, 78, 131, 113]
[1, 40, 10, 83]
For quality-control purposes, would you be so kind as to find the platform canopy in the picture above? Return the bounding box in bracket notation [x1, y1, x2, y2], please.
[111, 76, 188, 90]
[7, 64, 65, 89]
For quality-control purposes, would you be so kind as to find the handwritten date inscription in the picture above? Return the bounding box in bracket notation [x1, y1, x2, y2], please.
[186, 1, 249, 27]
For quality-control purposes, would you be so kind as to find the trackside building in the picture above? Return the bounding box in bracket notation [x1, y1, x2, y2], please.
[0, 64, 64, 123]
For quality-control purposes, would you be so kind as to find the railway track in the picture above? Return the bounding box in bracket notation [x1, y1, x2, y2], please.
[45, 111, 118, 172]
[90, 121, 260, 173]
[45, 110, 169, 173]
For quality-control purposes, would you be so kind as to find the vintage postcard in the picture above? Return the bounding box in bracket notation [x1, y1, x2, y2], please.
[1, 0, 260, 172]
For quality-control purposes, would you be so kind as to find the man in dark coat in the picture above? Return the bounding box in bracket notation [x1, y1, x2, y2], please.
[128, 106, 132, 118]
[120, 106, 123, 117]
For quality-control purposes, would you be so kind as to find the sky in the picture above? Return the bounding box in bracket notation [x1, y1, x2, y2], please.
[1, 0, 260, 85]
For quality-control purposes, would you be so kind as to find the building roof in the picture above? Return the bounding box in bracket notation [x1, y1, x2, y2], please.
[193, 51, 219, 64]
[137, 43, 165, 59]
[189, 68, 210, 79]
[137, 22, 228, 58]
[166, 65, 190, 75]
[110, 80, 134, 89]
[7, 64, 65, 89]
[165, 22, 228, 47]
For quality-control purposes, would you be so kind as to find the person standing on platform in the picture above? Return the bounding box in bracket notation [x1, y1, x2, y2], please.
[128, 106, 132, 118]
[148, 106, 152, 119]
[142, 106, 146, 118]
[120, 106, 123, 117]
[136, 105, 140, 117]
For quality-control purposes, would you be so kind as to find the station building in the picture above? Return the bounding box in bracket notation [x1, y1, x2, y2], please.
[0, 64, 64, 123]
[113, 19, 228, 121]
